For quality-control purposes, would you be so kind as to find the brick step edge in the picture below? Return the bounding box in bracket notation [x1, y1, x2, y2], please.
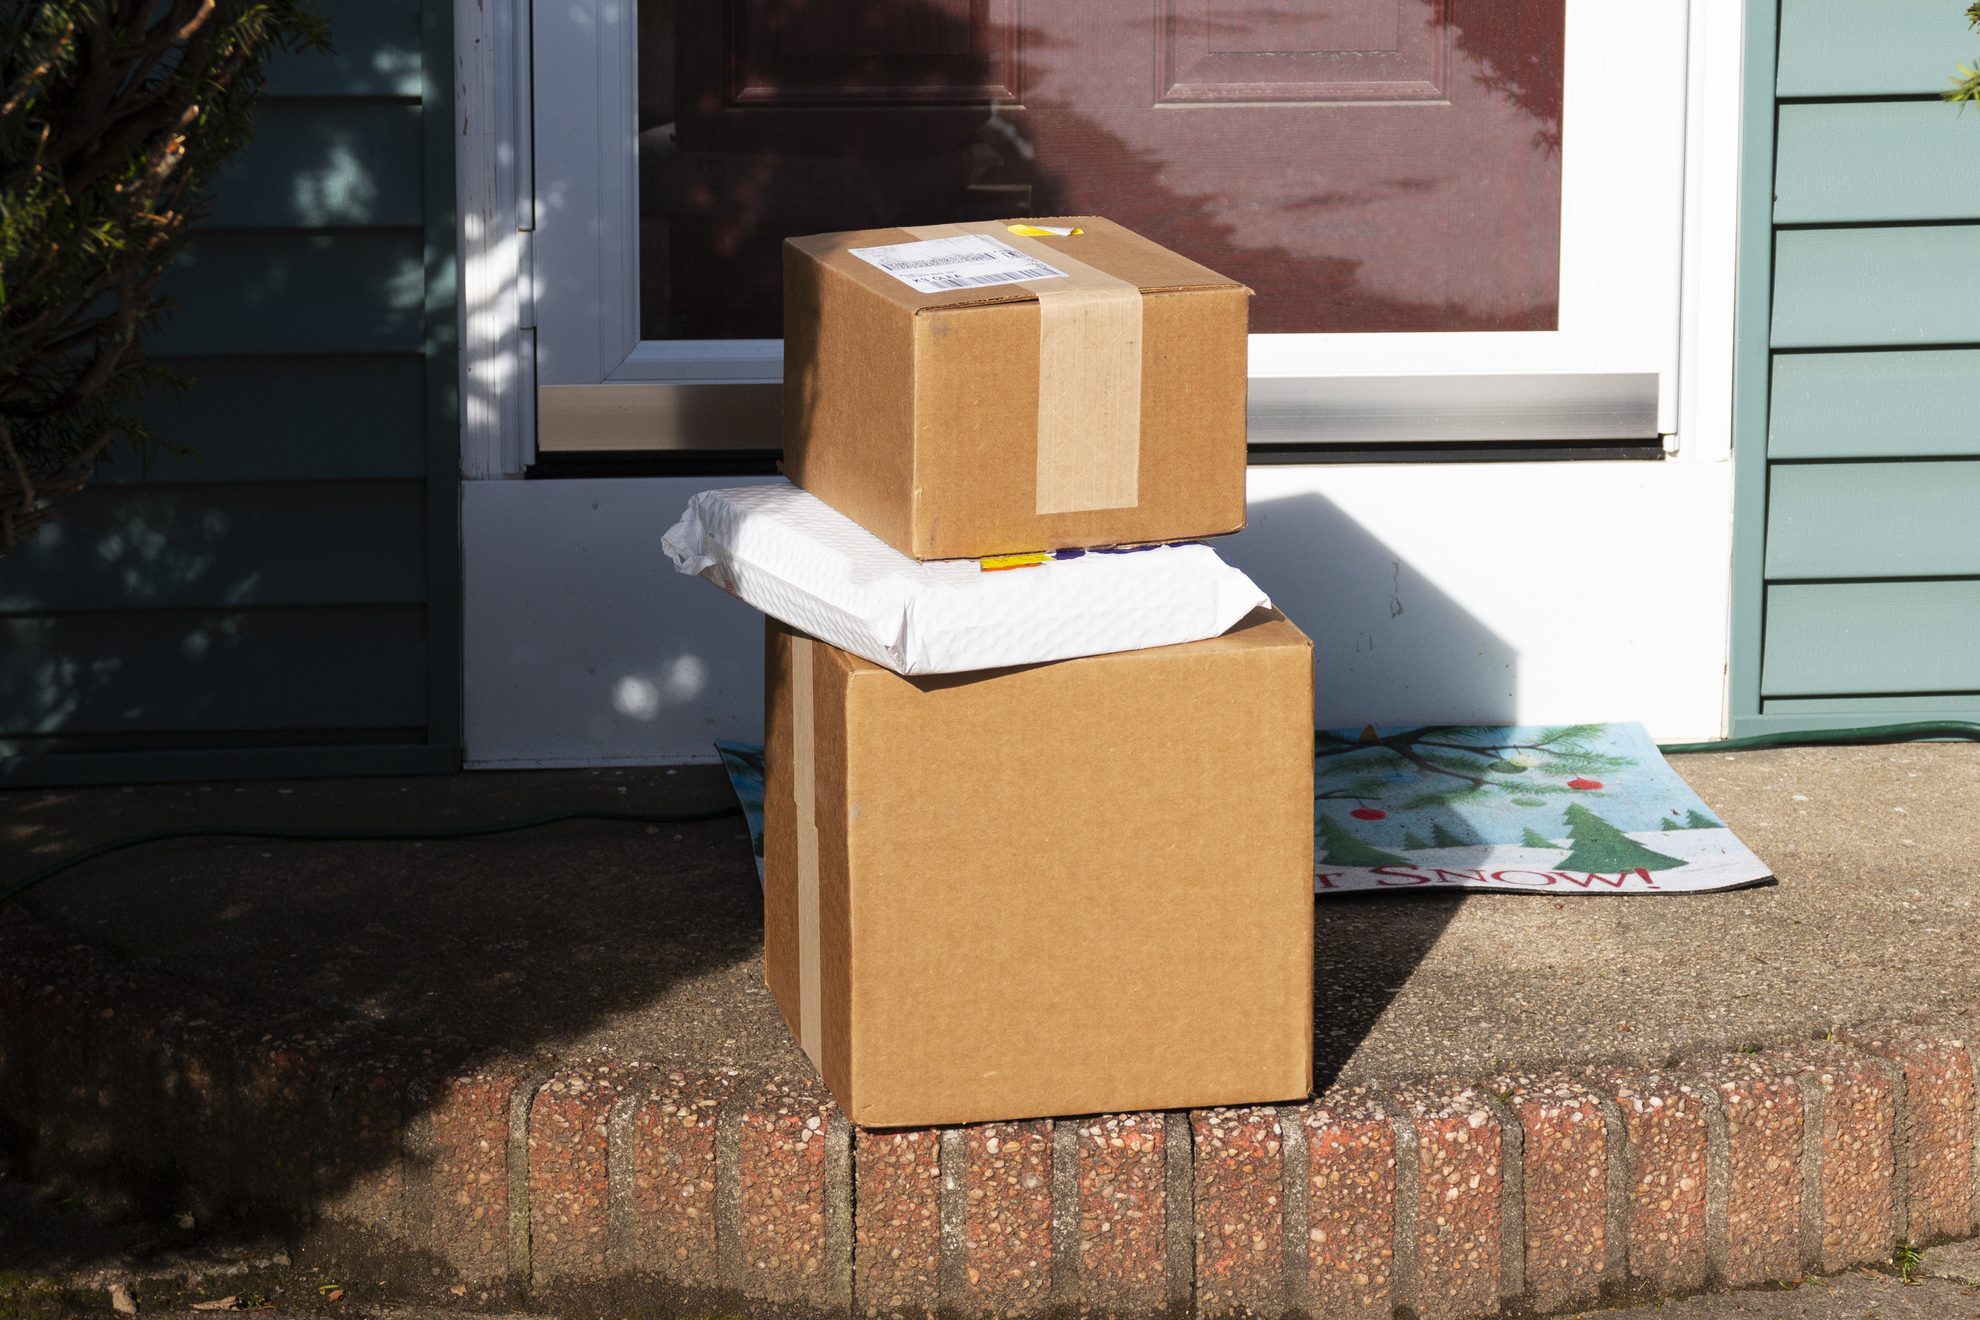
[4, 918, 1978, 1318]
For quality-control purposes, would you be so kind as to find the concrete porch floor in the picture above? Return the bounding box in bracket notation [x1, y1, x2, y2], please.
[3, 743, 1979, 1318]
[5, 745, 1978, 1088]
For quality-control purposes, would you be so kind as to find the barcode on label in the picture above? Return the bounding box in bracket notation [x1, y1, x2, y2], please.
[848, 234, 1069, 294]
[919, 264, 1063, 290]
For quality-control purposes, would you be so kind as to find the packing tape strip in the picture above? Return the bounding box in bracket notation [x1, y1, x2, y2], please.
[791, 637, 823, 1067]
[906, 222, 1142, 516]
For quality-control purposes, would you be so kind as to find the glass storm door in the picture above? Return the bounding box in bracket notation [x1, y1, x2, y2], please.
[641, 0, 1565, 342]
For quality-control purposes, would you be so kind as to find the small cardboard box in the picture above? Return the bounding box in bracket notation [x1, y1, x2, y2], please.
[783, 217, 1250, 561]
[764, 609, 1314, 1128]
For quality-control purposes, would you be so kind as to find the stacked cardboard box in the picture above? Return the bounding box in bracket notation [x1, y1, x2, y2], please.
[750, 218, 1312, 1127]
[782, 218, 1250, 560]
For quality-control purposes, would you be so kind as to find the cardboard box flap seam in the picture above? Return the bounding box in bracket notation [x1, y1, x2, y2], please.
[1011, 214, 1250, 295]
[906, 281, 1247, 314]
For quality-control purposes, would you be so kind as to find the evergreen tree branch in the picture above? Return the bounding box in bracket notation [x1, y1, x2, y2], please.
[1, 417, 37, 512]
[1950, 3, 1980, 105]
[1389, 743, 1496, 790]
[0, 0, 323, 555]
[1318, 725, 1510, 789]
[1413, 738, 1596, 760]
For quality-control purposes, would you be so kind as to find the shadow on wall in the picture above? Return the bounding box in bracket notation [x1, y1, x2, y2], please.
[1219, 487, 1519, 1088]
[460, 476, 780, 766]
[1223, 487, 1522, 730]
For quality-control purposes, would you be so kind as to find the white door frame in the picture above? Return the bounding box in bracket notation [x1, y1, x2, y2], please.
[451, 0, 1747, 766]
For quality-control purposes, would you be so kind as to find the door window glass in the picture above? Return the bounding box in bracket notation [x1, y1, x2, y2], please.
[637, 0, 1565, 341]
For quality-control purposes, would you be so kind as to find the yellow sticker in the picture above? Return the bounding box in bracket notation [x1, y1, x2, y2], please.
[979, 552, 1051, 572]
[1006, 224, 1083, 238]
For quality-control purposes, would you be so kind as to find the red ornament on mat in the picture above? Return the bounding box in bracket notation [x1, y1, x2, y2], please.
[1349, 807, 1387, 821]
[1567, 777, 1603, 791]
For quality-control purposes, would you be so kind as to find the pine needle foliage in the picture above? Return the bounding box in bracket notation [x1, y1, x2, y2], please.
[0, 0, 326, 554]
[1952, 4, 1980, 107]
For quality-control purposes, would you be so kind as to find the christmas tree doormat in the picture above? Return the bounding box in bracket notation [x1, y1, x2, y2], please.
[713, 723, 1770, 896]
[715, 740, 768, 886]
[1315, 723, 1770, 895]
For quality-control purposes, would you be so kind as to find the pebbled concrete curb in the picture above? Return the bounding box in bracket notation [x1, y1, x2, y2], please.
[3, 911, 1977, 1317]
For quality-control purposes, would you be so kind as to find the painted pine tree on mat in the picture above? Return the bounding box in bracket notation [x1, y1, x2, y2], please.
[1316, 816, 1408, 867]
[1556, 804, 1687, 872]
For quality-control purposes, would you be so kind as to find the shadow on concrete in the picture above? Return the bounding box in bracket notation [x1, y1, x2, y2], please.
[0, 764, 784, 1277]
[0, 0, 1556, 1276]
[0, 491, 1522, 1263]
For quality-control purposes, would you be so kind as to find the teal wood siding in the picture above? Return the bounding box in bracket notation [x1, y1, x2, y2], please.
[0, 0, 459, 784]
[1730, 0, 1980, 735]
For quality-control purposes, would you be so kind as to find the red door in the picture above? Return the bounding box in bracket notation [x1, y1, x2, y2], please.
[646, 0, 1563, 338]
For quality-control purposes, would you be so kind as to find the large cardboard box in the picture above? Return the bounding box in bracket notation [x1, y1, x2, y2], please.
[783, 217, 1250, 562]
[764, 609, 1314, 1128]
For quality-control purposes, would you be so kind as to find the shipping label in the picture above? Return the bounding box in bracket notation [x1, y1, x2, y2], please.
[848, 234, 1068, 294]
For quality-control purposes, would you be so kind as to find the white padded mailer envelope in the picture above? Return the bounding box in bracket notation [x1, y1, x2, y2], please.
[661, 481, 1270, 675]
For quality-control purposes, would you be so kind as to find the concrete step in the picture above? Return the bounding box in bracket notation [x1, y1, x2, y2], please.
[6, 910, 1979, 1318]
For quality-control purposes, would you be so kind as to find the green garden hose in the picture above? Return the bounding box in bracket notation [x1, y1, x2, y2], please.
[1656, 720, 1980, 756]
[0, 806, 741, 909]
[6, 721, 1979, 909]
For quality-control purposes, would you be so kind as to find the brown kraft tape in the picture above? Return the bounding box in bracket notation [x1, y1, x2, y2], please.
[906, 222, 1143, 515]
[790, 637, 823, 1067]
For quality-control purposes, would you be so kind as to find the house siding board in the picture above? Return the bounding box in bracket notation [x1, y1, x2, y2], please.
[154, 230, 428, 358]
[1762, 582, 1980, 696]
[1774, 102, 1980, 224]
[1770, 226, 1980, 350]
[0, 0, 458, 785]
[1769, 349, 1980, 460]
[1764, 462, 1980, 580]
[1777, 0, 1977, 96]
[203, 101, 425, 230]
[0, 482, 428, 614]
[1732, 0, 1980, 735]
[0, 608, 429, 735]
[262, 0, 424, 98]
[103, 357, 429, 485]
[1763, 695, 1980, 716]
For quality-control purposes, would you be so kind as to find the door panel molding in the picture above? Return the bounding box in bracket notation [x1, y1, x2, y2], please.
[1158, 0, 1449, 103]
